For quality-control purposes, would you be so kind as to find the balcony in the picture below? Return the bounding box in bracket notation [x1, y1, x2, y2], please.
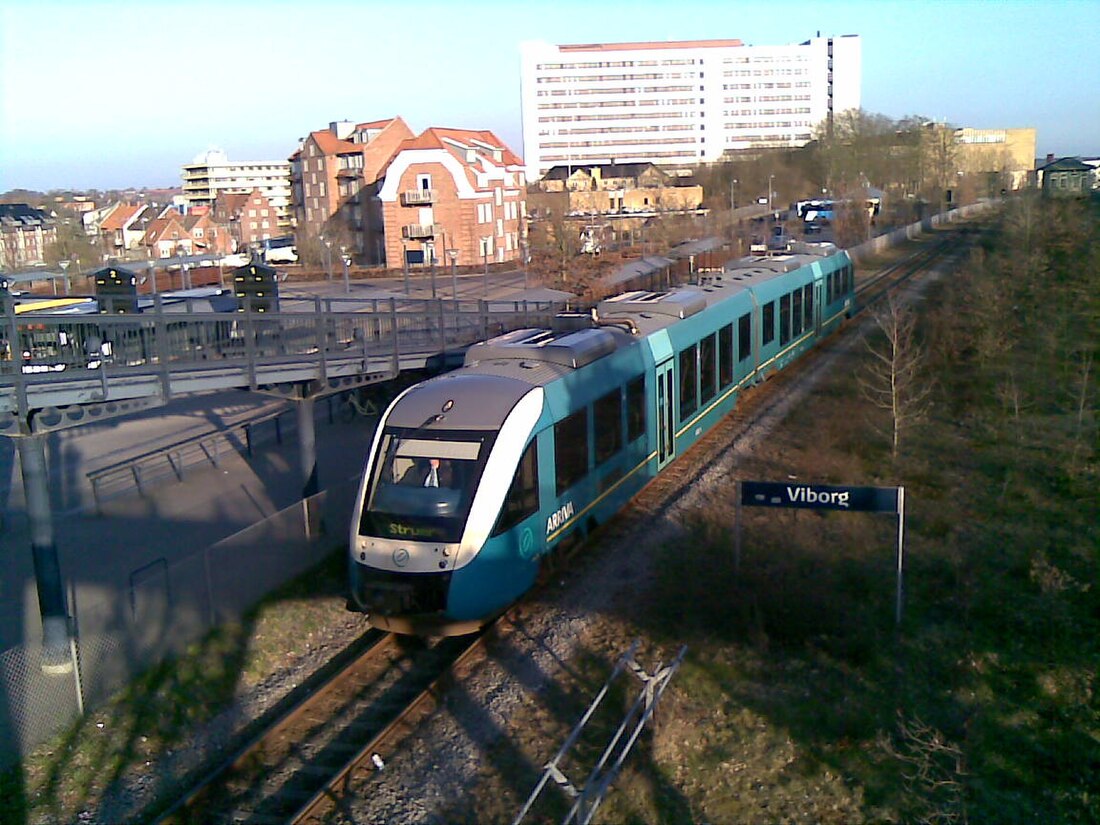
[402, 223, 439, 239]
[402, 189, 435, 205]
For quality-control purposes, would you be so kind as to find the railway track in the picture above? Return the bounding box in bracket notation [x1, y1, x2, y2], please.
[150, 231, 966, 825]
[155, 630, 480, 824]
[604, 231, 968, 533]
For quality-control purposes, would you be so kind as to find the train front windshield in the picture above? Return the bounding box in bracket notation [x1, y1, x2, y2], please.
[358, 431, 489, 544]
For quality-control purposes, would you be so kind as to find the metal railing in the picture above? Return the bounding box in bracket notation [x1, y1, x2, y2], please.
[0, 294, 565, 421]
[402, 189, 434, 205]
[85, 405, 295, 512]
[401, 223, 439, 239]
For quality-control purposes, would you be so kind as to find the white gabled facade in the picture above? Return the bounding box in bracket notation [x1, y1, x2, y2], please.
[378, 128, 526, 268]
[520, 35, 861, 180]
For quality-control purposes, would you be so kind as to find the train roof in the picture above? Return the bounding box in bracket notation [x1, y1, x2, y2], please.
[386, 372, 536, 431]
[427, 244, 848, 395]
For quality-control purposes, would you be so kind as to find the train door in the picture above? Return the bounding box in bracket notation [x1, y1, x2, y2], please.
[655, 358, 675, 470]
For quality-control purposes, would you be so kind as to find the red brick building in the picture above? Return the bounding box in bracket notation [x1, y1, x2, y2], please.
[377, 128, 526, 269]
[214, 188, 278, 251]
[140, 208, 231, 258]
[290, 117, 416, 262]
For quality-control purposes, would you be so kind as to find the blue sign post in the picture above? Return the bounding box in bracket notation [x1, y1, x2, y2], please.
[736, 481, 907, 624]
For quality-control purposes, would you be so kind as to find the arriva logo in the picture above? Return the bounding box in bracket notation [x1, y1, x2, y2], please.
[786, 486, 850, 508]
[546, 501, 575, 535]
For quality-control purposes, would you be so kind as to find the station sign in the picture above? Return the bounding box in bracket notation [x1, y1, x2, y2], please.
[740, 481, 900, 513]
[735, 479, 907, 624]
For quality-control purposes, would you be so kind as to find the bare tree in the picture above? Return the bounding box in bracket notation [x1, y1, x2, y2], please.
[878, 713, 968, 825]
[859, 295, 934, 460]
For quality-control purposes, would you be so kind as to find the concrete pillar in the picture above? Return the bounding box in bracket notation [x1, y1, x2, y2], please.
[296, 395, 318, 499]
[17, 435, 72, 674]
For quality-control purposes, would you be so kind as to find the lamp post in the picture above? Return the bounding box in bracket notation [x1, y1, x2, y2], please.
[519, 240, 529, 293]
[148, 259, 157, 296]
[58, 260, 70, 295]
[341, 249, 351, 294]
[401, 239, 410, 295]
[482, 242, 490, 298]
[425, 241, 437, 299]
[768, 174, 774, 212]
[730, 178, 738, 211]
[447, 248, 459, 300]
[324, 240, 333, 281]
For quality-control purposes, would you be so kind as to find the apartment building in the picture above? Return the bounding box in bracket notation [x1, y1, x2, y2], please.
[98, 202, 154, 256]
[213, 188, 279, 251]
[0, 204, 57, 269]
[181, 150, 293, 230]
[290, 118, 416, 263]
[956, 127, 1036, 190]
[377, 128, 526, 269]
[520, 35, 861, 180]
[138, 207, 231, 259]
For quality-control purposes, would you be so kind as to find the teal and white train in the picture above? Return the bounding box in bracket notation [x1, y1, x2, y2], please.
[348, 243, 855, 635]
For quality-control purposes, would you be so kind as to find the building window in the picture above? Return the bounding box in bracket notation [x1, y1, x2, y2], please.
[417, 173, 432, 191]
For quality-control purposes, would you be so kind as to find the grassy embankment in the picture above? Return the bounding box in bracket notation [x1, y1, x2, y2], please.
[604, 196, 1098, 823]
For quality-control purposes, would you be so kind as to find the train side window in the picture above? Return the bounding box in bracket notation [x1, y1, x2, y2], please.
[779, 294, 791, 345]
[737, 312, 751, 362]
[762, 301, 775, 345]
[493, 439, 540, 536]
[626, 375, 646, 441]
[804, 283, 814, 324]
[554, 407, 589, 496]
[678, 345, 698, 421]
[792, 288, 803, 336]
[699, 333, 717, 405]
[718, 323, 733, 386]
[594, 388, 623, 463]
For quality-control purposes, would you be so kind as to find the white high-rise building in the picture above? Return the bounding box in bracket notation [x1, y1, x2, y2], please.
[520, 35, 861, 180]
[181, 149, 293, 229]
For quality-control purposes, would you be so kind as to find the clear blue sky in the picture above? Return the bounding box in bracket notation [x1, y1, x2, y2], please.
[2, 0, 1097, 192]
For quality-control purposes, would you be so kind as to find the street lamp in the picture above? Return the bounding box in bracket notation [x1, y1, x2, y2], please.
[520, 240, 530, 293]
[401, 239, 410, 295]
[324, 240, 333, 281]
[768, 174, 774, 212]
[425, 241, 437, 299]
[58, 260, 70, 295]
[447, 248, 459, 300]
[730, 178, 738, 211]
[341, 248, 351, 294]
[482, 242, 490, 298]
